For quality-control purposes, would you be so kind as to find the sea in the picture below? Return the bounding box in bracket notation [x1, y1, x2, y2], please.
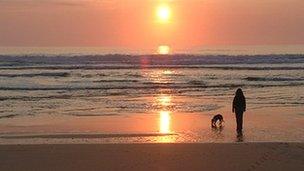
[0, 46, 303, 144]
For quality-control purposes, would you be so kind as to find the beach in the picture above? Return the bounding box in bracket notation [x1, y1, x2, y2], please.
[1, 0, 304, 170]
[0, 143, 303, 171]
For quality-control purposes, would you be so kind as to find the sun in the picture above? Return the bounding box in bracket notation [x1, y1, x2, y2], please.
[156, 4, 171, 22]
[158, 45, 170, 54]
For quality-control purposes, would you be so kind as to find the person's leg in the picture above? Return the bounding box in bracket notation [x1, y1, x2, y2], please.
[239, 112, 243, 131]
[235, 113, 239, 131]
[236, 112, 243, 133]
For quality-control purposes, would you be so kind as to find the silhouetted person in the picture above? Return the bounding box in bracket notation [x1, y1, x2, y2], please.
[232, 88, 246, 134]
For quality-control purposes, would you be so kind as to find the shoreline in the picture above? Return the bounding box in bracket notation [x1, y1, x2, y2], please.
[0, 142, 303, 171]
[1, 109, 303, 144]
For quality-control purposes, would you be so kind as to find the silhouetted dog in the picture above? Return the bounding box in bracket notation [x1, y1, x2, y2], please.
[211, 114, 224, 128]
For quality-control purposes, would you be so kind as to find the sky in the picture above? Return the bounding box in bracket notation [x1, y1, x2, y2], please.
[0, 0, 304, 51]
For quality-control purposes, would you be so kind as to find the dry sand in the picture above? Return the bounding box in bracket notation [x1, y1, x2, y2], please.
[0, 143, 303, 171]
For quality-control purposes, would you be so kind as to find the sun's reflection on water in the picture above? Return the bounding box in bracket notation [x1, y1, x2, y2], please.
[162, 70, 173, 75]
[157, 94, 172, 106]
[146, 68, 178, 142]
[145, 69, 175, 84]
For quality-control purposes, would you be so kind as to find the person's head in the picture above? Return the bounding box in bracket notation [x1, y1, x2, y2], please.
[235, 88, 244, 98]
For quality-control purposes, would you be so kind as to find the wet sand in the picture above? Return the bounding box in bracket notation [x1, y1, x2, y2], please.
[0, 143, 303, 171]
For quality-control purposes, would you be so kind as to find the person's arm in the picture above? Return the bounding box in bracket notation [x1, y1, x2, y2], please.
[232, 98, 235, 113]
[244, 97, 246, 112]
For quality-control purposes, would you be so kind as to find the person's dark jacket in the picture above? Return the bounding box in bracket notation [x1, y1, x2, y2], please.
[233, 96, 246, 113]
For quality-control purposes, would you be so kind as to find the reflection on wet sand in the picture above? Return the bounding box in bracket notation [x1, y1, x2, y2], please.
[211, 125, 224, 141]
[156, 92, 173, 135]
[159, 111, 171, 134]
[156, 110, 176, 143]
[153, 134, 177, 143]
[236, 132, 244, 142]
[212, 126, 224, 133]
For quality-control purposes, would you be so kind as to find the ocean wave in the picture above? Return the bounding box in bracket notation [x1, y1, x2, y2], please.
[245, 77, 304, 82]
[0, 83, 302, 91]
[93, 80, 139, 83]
[0, 95, 73, 101]
[0, 114, 18, 119]
[251, 102, 304, 105]
[80, 73, 106, 78]
[68, 113, 119, 117]
[0, 72, 70, 78]
[180, 104, 223, 113]
[142, 82, 176, 85]
[188, 80, 206, 85]
[1, 65, 304, 71]
[0, 54, 304, 68]
[125, 73, 144, 78]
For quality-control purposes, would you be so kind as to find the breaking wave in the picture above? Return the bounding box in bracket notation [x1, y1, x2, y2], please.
[0, 83, 302, 92]
[245, 77, 304, 82]
[0, 54, 303, 69]
[0, 72, 70, 78]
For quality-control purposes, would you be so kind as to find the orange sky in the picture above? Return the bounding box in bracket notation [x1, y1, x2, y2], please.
[0, 0, 303, 50]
